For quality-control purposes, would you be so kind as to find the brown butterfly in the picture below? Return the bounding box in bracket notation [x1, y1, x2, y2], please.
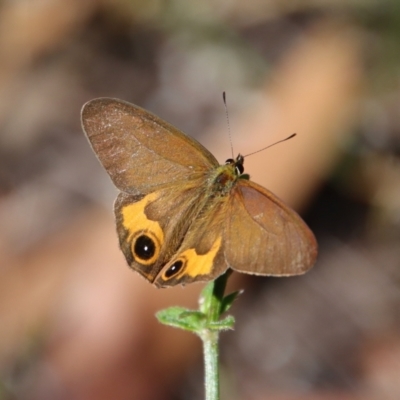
[81, 98, 317, 288]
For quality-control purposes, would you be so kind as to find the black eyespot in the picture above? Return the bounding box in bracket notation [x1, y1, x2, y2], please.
[165, 260, 183, 278]
[134, 235, 156, 261]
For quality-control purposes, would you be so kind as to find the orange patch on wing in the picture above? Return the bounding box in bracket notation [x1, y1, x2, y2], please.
[121, 192, 164, 244]
[176, 236, 222, 279]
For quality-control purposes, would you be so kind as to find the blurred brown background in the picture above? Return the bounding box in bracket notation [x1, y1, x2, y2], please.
[1, 1, 400, 399]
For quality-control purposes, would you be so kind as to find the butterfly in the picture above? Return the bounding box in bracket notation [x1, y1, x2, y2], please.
[81, 98, 317, 288]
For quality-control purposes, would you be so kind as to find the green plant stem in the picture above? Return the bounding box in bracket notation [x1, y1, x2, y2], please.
[156, 270, 236, 400]
[201, 329, 219, 400]
[200, 271, 231, 400]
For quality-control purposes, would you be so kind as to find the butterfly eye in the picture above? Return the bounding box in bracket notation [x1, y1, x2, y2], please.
[235, 154, 244, 175]
[131, 232, 160, 265]
[164, 259, 185, 279]
[225, 157, 244, 175]
[235, 164, 244, 175]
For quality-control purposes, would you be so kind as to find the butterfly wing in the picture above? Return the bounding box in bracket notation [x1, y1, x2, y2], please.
[114, 180, 214, 284]
[82, 97, 222, 284]
[153, 195, 230, 287]
[81, 98, 219, 194]
[224, 179, 317, 276]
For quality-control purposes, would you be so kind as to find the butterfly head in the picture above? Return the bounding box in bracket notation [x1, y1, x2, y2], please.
[225, 154, 244, 176]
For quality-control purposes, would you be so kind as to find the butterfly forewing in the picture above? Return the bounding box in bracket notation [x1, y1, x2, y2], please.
[224, 180, 317, 276]
[81, 98, 219, 194]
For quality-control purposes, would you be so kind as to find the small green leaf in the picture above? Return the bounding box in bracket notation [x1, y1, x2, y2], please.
[220, 290, 243, 315]
[156, 307, 207, 332]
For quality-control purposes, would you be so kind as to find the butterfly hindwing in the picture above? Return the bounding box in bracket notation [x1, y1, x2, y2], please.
[114, 177, 222, 285]
[154, 195, 230, 287]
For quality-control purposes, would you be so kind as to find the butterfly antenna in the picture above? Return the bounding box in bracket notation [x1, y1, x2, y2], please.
[244, 133, 297, 158]
[223, 92, 234, 159]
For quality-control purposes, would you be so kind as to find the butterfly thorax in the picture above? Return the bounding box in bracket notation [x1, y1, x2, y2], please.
[208, 154, 246, 196]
